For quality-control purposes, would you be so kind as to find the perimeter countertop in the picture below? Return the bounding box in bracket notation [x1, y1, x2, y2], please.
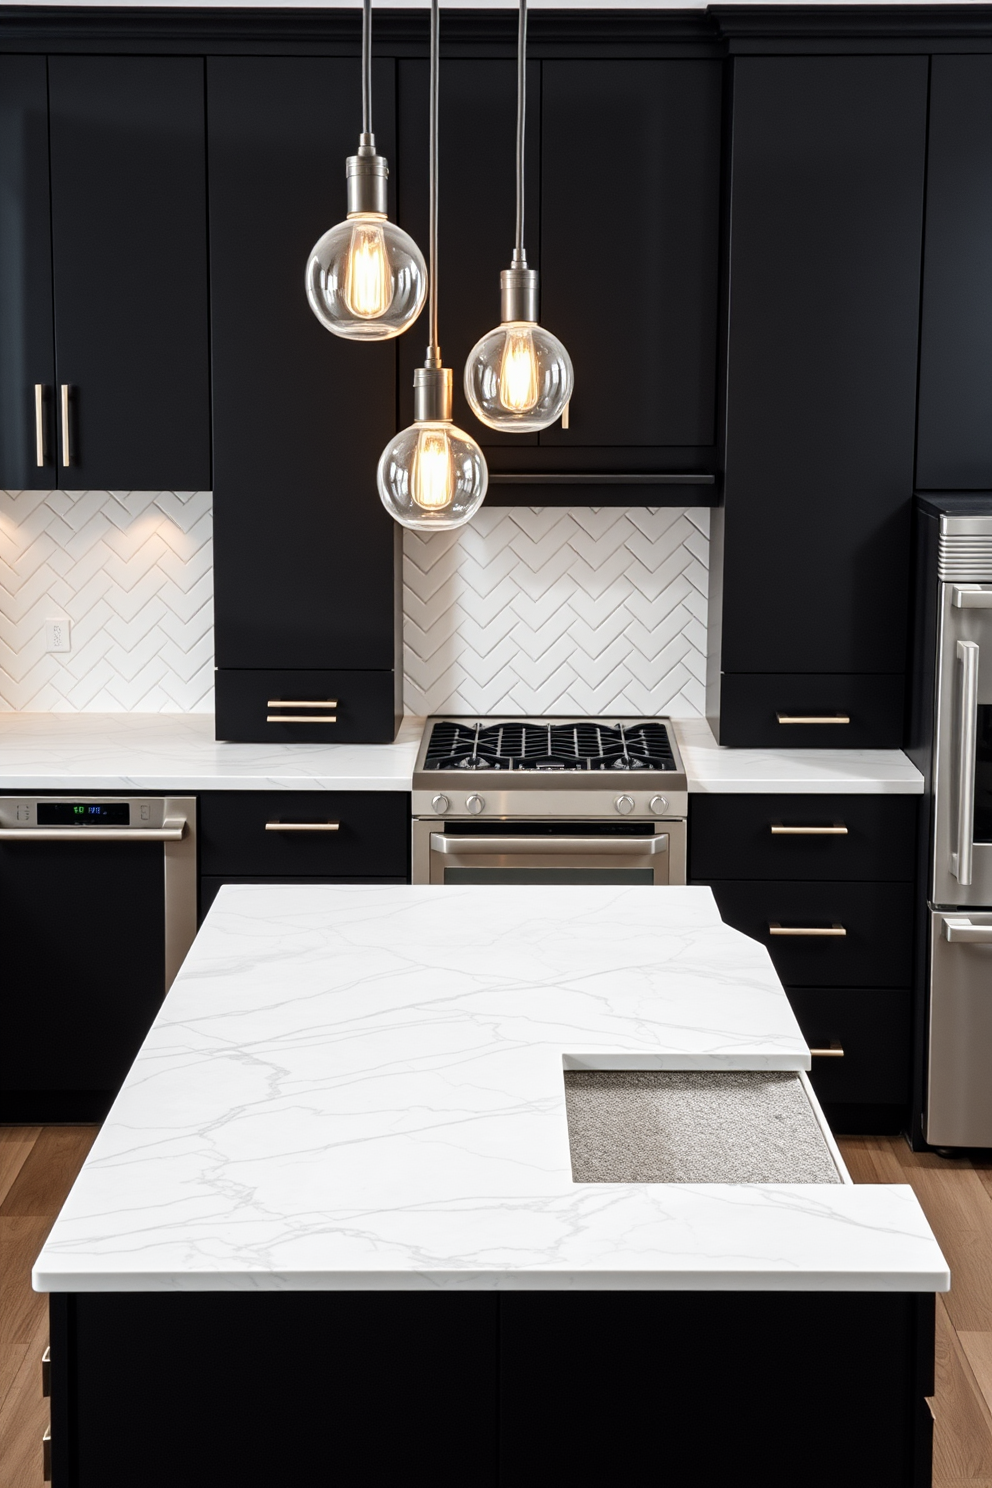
[0, 712, 923, 794]
[33, 883, 947, 1294]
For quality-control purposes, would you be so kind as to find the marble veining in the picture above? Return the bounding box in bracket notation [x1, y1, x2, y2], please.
[33, 884, 947, 1294]
[0, 712, 922, 794]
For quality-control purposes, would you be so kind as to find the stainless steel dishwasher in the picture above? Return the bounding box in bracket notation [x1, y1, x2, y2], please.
[0, 795, 196, 1121]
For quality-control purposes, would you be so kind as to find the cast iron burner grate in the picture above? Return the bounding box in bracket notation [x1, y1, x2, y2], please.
[423, 720, 677, 772]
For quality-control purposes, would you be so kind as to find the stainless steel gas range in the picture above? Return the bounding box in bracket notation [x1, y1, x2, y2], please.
[412, 717, 687, 886]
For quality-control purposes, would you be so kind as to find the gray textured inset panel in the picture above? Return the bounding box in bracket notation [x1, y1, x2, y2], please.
[564, 1070, 841, 1185]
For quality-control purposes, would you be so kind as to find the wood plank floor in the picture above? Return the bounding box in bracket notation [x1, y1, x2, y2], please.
[0, 1126, 990, 1487]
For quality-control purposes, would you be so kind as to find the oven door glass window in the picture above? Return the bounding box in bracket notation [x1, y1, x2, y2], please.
[443, 868, 655, 885]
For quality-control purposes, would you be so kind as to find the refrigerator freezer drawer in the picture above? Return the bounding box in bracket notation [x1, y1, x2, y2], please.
[926, 909, 992, 1147]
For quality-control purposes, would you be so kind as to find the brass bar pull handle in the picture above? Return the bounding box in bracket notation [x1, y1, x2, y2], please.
[264, 821, 340, 832]
[561, 400, 570, 430]
[769, 923, 847, 937]
[776, 713, 851, 725]
[266, 715, 337, 724]
[266, 700, 338, 708]
[954, 640, 979, 885]
[43, 1426, 51, 1482]
[42, 1346, 51, 1397]
[771, 824, 848, 836]
[810, 1045, 845, 1058]
[60, 384, 71, 467]
[34, 384, 46, 466]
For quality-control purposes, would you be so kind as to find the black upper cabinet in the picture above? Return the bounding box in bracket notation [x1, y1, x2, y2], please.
[709, 57, 928, 747]
[917, 56, 992, 492]
[538, 60, 722, 456]
[208, 58, 401, 741]
[0, 57, 55, 490]
[397, 57, 721, 490]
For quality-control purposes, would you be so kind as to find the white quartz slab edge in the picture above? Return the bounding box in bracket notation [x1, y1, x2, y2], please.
[675, 718, 924, 794]
[0, 712, 421, 790]
[0, 712, 922, 794]
[33, 885, 947, 1294]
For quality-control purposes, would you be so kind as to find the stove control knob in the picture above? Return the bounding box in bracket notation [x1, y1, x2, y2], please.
[431, 794, 450, 815]
[615, 794, 635, 816]
[465, 794, 486, 815]
[650, 795, 670, 816]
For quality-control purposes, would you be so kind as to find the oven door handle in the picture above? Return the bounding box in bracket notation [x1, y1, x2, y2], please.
[953, 639, 980, 886]
[942, 916, 992, 944]
[429, 833, 669, 856]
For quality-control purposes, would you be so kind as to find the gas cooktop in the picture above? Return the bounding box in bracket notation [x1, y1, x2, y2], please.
[421, 718, 677, 773]
[412, 717, 687, 815]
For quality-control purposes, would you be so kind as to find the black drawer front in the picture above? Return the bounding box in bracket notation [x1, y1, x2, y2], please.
[717, 674, 906, 748]
[787, 987, 911, 1106]
[200, 875, 408, 921]
[689, 795, 917, 882]
[215, 670, 398, 743]
[198, 792, 410, 877]
[701, 880, 914, 986]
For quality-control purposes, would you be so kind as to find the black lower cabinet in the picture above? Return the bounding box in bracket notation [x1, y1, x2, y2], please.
[787, 987, 912, 1136]
[51, 1290, 933, 1488]
[0, 839, 165, 1122]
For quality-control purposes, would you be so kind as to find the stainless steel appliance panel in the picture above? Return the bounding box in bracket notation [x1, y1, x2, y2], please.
[932, 582, 992, 906]
[414, 818, 686, 887]
[926, 909, 992, 1146]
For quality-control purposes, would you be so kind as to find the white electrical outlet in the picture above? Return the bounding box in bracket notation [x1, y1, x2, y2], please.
[45, 617, 71, 653]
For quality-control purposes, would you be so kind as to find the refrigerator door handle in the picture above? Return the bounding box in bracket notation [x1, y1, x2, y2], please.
[943, 916, 992, 944]
[952, 639, 980, 886]
[952, 585, 992, 609]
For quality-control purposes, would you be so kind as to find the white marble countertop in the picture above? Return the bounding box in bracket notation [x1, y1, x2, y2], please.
[675, 718, 924, 794]
[0, 712, 923, 794]
[34, 884, 947, 1294]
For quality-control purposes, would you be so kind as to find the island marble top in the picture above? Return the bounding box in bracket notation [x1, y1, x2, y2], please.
[33, 884, 948, 1295]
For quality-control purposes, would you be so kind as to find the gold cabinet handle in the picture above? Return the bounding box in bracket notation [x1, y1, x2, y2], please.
[561, 399, 570, 430]
[771, 824, 848, 836]
[34, 384, 47, 466]
[42, 1345, 51, 1397]
[266, 699, 338, 724]
[43, 1426, 51, 1482]
[60, 384, 71, 467]
[776, 714, 850, 725]
[264, 821, 340, 832]
[810, 1045, 845, 1058]
[769, 923, 847, 937]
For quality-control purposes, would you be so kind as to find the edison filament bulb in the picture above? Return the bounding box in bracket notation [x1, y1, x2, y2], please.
[378, 368, 487, 531]
[305, 145, 426, 342]
[464, 269, 573, 432]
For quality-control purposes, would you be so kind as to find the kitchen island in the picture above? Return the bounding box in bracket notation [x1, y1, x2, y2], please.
[35, 884, 946, 1487]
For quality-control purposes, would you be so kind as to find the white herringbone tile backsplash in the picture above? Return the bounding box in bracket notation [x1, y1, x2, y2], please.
[0, 489, 213, 712]
[404, 506, 709, 717]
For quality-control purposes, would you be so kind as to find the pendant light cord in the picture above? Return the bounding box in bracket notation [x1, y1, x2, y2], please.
[514, 0, 527, 260]
[428, 0, 440, 361]
[361, 0, 373, 140]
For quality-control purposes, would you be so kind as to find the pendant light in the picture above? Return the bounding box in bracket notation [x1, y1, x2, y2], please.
[463, 0, 573, 431]
[377, 0, 488, 530]
[305, 0, 427, 341]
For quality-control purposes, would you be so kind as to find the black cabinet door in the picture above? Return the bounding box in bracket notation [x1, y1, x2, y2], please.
[539, 59, 723, 455]
[47, 57, 210, 490]
[713, 57, 927, 742]
[208, 58, 399, 689]
[917, 56, 992, 492]
[0, 56, 56, 489]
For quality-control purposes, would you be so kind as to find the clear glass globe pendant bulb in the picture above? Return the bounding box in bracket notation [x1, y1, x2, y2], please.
[378, 416, 487, 531]
[465, 317, 573, 432]
[306, 211, 427, 342]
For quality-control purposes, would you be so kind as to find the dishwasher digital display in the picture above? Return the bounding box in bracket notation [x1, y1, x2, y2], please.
[37, 802, 130, 826]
